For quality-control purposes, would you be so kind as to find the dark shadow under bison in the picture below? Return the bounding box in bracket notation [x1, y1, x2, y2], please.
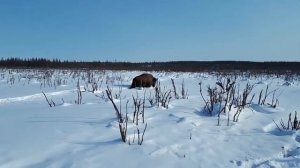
[130, 73, 157, 89]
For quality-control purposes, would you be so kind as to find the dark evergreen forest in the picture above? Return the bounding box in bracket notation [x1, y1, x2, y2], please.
[1, 57, 299, 75]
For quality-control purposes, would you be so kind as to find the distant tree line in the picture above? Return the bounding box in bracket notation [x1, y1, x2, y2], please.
[0, 57, 300, 75]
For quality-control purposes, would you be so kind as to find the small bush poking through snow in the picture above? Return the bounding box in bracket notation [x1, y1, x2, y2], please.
[273, 111, 300, 131]
[105, 86, 148, 145]
[199, 78, 257, 126]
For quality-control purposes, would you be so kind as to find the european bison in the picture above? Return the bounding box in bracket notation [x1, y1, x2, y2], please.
[130, 73, 157, 89]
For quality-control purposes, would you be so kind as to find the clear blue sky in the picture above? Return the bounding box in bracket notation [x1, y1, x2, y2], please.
[0, 0, 299, 62]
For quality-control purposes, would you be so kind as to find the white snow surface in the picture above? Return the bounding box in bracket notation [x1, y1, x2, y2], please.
[0, 69, 300, 168]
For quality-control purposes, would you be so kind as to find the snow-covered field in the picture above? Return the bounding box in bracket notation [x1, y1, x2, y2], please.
[1, 69, 300, 168]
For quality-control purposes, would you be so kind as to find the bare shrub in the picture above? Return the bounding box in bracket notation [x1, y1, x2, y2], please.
[200, 78, 256, 125]
[106, 86, 127, 142]
[42, 91, 64, 107]
[106, 87, 148, 145]
[171, 78, 179, 99]
[155, 82, 172, 109]
[171, 78, 188, 99]
[268, 89, 280, 108]
[180, 79, 188, 99]
[114, 86, 123, 99]
[258, 85, 280, 108]
[147, 92, 156, 107]
[233, 83, 255, 122]
[42, 91, 56, 107]
[75, 79, 83, 104]
[273, 111, 300, 131]
[137, 123, 147, 145]
[128, 123, 148, 145]
[199, 82, 211, 114]
[132, 91, 146, 125]
[215, 78, 236, 126]
[199, 79, 234, 118]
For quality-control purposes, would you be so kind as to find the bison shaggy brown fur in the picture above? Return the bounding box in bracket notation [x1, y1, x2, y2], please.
[130, 73, 157, 89]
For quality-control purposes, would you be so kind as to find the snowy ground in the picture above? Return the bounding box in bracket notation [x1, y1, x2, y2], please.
[0, 69, 300, 168]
